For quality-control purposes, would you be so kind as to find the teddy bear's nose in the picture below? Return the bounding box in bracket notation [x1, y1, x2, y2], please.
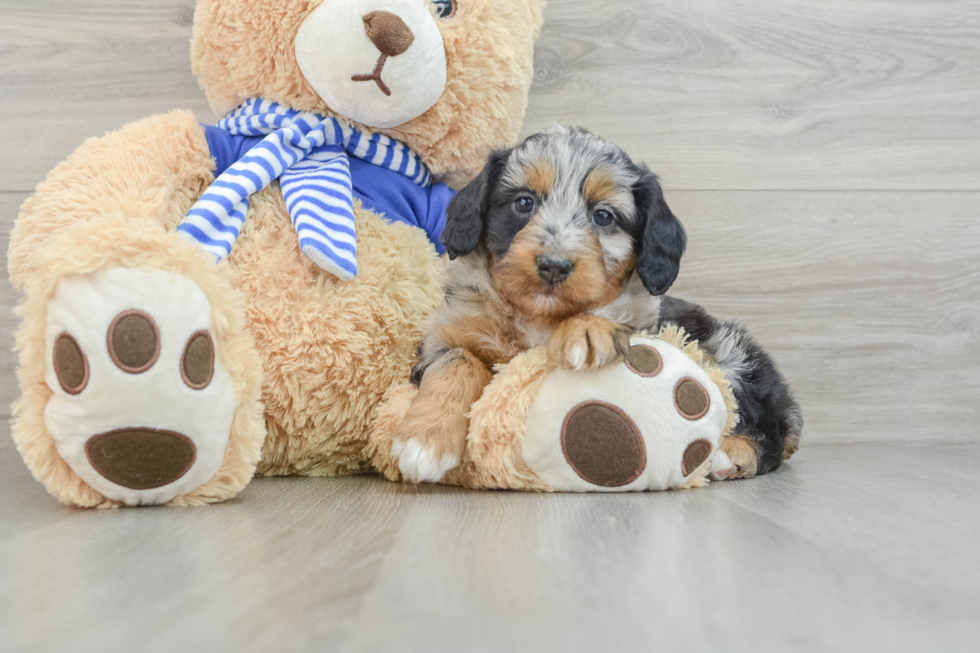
[362, 11, 415, 58]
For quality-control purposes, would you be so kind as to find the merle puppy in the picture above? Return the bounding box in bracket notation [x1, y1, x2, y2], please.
[392, 126, 802, 483]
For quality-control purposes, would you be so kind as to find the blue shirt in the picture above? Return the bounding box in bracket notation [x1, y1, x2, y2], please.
[203, 125, 454, 255]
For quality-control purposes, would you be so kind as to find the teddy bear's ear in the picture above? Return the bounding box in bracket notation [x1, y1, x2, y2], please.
[441, 147, 511, 260]
[634, 168, 687, 296]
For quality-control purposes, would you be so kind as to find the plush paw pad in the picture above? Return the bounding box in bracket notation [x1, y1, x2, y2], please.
[44, 268, 235, 505]
[107, 310, 160, 373]
[86, 428, 197, 490]
[524, 335, 729, 492]
[53, 333, 89, 395]
[561, 401, 646, 487]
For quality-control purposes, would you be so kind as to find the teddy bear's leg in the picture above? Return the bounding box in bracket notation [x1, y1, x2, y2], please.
[391, 349, 493, 483]
[9, 112, 265, 507]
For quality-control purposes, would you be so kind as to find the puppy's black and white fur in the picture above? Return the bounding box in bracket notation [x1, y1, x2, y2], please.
[393, 126, 802, 483]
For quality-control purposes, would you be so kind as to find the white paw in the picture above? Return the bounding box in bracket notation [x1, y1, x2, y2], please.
[44, 268, 235, 506]
[566, 343, 588, 371]
[708, 448, 734, 481]
[392, 437, 459, 484]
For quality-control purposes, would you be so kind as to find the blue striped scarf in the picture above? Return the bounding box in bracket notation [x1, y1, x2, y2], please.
[177, 98, 432, 281]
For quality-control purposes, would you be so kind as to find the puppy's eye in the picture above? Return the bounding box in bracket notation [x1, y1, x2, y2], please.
[592, 209, 614, 227]
[432, 0, 456, 19]
[515, 196, 536, 215]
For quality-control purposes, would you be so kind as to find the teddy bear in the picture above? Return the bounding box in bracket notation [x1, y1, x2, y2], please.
[8, 0, 545, 507]
[369, 326, 738, 492]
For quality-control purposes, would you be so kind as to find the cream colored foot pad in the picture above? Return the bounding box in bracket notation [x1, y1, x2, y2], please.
[44, 268, 235, 506]
[522, 335, 730, 492]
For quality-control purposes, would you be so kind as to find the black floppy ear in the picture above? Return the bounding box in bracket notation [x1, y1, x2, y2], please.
[441, 148, 510, 260]
[634, 170, 686, 295]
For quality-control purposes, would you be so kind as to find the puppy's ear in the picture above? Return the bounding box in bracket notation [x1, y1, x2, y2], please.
[634, 170, 686, 296]
[442, 148, 510, 260]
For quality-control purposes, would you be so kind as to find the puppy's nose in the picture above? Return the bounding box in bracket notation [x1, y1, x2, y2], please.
[362, 11, 415, 57]
[536, 256, 575, 284]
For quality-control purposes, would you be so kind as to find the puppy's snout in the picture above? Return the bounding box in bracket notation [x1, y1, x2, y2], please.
[362, 11, 415, 57]
[536, 256, 575, 284]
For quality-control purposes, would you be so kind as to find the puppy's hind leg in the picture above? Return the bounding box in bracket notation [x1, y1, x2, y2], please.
[392, 350, 493, 483]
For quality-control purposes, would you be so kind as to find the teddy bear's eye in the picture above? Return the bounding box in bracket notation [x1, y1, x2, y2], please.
[433, 0, 457, 19]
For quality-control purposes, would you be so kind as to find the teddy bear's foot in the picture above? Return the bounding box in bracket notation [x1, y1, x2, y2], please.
[44, 268, 237, 506]
[523, 335, 732, 492]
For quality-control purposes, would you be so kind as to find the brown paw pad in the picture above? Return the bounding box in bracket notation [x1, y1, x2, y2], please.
[675, 377, 710, 420]
[85, 428, 197, 490]
[561, 401, 646, 487]
[53, 333, 89, 395]
[181, 331, 215, 390]
[682, 439, 713, 476]
[625, 343, 663, 377]
[107, 310, 160, 374]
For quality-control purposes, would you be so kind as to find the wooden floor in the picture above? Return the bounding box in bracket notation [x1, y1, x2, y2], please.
[1, 1, 979, 651]
[0, 441, 978, 653]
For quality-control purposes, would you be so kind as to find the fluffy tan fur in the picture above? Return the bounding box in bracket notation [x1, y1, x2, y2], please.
[193, 0, 543, 187]
[392, 350, 494, 472]
[436, 316, 526, 369]
[8, 109, 444, 504]
[11, 221, 265, 507]
[234, 192, 445, 477]
[8, 0, 543, 506]
[9, 110, 267, 508]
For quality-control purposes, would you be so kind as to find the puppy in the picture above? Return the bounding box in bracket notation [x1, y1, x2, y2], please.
[392, 126, 802, 483]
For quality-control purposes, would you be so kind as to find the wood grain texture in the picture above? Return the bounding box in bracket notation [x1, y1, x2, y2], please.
[2, 3, 979, 652]
[0, 1, 211, 192]
[4, 190, 976, 445]
[525, 0, 980, 190]
[1, 1, 979, 191]
[0, 194, 21, 425]
[667, 190, 980, 444]
[1, 442, 977, 653]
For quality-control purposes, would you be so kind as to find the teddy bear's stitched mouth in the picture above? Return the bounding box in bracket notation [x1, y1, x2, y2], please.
[352, 54, 394, 97]
[350, 11, 415, 97]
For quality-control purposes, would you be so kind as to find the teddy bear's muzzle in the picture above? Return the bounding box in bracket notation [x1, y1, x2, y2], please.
[294, 0, 448, 129]
[351, 11, 416, 97]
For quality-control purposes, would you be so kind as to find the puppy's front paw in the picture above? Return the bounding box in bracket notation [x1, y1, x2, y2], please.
[391, 410, 466, 484]
[548, 316, 630, 371]
[391, 437, 460, 484]
[710, 435, 759, 480]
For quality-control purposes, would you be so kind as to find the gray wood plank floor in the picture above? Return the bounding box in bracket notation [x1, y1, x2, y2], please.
[1, 0, 978, 651]
[1, 442, 977, 653]
[2, 1, 979, 191]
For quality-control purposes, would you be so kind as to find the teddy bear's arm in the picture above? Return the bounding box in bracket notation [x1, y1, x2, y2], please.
[9, 110, 215, 290]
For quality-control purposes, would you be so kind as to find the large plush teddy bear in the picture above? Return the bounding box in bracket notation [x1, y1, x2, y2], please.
[8, 0, 544, 507]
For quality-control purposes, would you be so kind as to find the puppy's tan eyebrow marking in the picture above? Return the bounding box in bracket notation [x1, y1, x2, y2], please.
[582, 168, 617, 205]
[524, 160, 556, 196]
